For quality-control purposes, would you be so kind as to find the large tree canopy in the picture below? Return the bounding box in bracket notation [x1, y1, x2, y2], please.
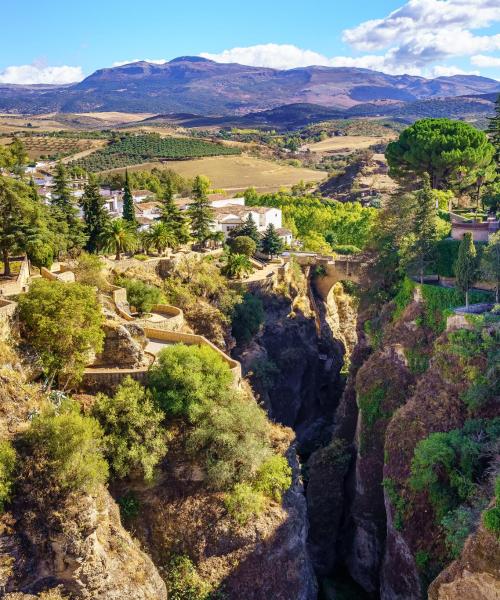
[386, 118, 495, 190]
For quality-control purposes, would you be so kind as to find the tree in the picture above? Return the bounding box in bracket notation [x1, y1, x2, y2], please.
[115, 276, 165, 314]
[148, 343, 234, 419]
[73, 252, 109, 291]
[481, 231, 500, 303]
[9, 137, 28, 176]
[17, 279, 104, 386]
[100, 218, 137, 260]
[455, 232, 477, 307]
[187, 175, 215, 247]
[409, 174, 439, 284]
[487, 94, 500, 163]
[261, 223, 284, 258]
[92, 377, 167, 482]
[221, 252, 253, 279]
[228, 235, 257, 257]
[51, 162, 86, 253]
[22, 398, 108, 494]
[0, 440, 16, 511]
[232, 293, 264, 345]
[386, 119, 495, 189]
[80, 175, 110, 253]
[146, 221, 177, 255]
[159, 180, 190, 246]
[122, 170, 136, 224]
[229, 213, 261, 245]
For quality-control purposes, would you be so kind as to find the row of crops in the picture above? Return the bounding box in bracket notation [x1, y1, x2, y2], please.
[70, 134, 241, 172]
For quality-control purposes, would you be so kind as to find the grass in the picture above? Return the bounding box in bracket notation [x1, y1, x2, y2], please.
[0, 135, 105, 160]
[104, 154, 326, 192]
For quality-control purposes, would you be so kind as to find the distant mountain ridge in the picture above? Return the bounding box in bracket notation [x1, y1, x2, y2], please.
[0, 56, 498, 115]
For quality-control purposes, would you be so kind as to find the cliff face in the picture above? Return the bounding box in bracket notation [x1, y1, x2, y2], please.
[1, 488, 167, 599]
[119, 427, 317, 600]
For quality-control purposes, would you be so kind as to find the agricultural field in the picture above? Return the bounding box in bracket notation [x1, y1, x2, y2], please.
[71, 133, 241, 172]
[106, 155, 326, 193]
[0, 135, 106, 160]
[306, 134, 394, 153]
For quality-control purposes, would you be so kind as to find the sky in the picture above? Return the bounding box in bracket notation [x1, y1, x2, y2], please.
[0, 0, 499, 84]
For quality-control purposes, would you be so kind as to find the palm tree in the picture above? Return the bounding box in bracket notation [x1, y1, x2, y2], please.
[221, 252, 253, 279]
[100, 218, 137, 260]
[147, 222, 177, 255]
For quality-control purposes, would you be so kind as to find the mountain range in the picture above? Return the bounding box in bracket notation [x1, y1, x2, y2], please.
[0, 56, 499, 116]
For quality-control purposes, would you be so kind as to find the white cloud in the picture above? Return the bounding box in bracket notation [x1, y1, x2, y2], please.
[471, 54, 500, 67]
[342, 0, 500, 70]
[0, 63, 83, 84]
[429, 64, 480, 77]
[112, 58, 168, 67]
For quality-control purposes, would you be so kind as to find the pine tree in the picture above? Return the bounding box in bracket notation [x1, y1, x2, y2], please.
[230, 213, 261, 245]
[160, 179, 189, 246]
[411, 173, 438, 284]
[187, 175, 215, 247]
[261, 223, 283, 258]
[51, 163, 86, 253]
[122, 170, 136, 224]
[455, 232, 477, 308]
[80, 176, 110, 253]
[487, 94, 500, 163]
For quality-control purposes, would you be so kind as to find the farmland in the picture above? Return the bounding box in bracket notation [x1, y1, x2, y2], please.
[106, 154, 326, 193]
[306, 134, 395, 153]
[71, 133, 241, 172]
[0, 135, 106, 160]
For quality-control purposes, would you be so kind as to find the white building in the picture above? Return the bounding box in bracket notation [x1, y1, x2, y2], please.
[211, 204, 282, 238]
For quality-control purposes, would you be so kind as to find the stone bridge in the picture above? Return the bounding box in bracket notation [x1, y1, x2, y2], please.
[282, 251, 365, 300]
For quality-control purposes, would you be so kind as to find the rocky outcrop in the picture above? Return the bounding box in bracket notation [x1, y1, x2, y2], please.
[1, 488, 167, 599]
[93, 320, 148, 368]
[124, 429, 317, 600]
[428, 514, 500, 600]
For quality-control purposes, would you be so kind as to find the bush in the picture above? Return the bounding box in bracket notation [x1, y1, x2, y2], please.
[186, 390, 271, 490]
[441, 506, 476, 558]
[166, 555, 214, 600]
[254, 455, 292, 502]
[22, 399, 108, 494]
[435, 239, 486, 278]
[250, 358, 279, 390]
[118, 491, 141, 520]
[231, 293, 264, 345]
[73, 252, 109, 290]
[224, 483, 267, 525]
[92, 377, 167, 482]
[148, 344, 234, 420]
[331, 244, 361, 255]
[483, 477, 500, 537]
[17, 280, 104, 385]
[116, 276, 165, 314]
[0, 440, 16, 511]
[228, 236, 257, 257]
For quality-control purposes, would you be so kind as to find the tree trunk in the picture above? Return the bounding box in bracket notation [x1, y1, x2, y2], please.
[115, 250, 121, 261]
[495, 284, 499, 304]
[465, 289, 469, 308]
[2, 248, 10, 277]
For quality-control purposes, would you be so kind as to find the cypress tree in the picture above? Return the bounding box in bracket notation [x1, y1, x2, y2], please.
[122, 170, 136, 224]
[160, 179, 189, 245]
[455, 232, 477, 308]
[80, 176, 110, 253]
[261, 223, 283, 258]
[411, 173, 438, 284]
[51, 162, 86, 253]
[487, 94, 500, 163]
[187, 175, 215, 247]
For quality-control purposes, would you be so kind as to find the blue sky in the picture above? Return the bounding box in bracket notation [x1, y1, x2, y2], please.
[1, 0, 499, 83]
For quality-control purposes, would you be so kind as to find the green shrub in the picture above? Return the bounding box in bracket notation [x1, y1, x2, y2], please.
[331, 244, 361, 255]
[415, 550, 430, 570]
[0, 440, 16, 511]
[392, 277, 415, 320]
[404, 347, 430, 375]
[383, 478, 406, 531]
[166, 555, 214, 600]
[186, 390, 271, 490]
[441, 506, 476, 558]
[115, 277, 165, 314]
[17, 279, 104, 385]
[228, 236, 257, 257]
[118, 491, 141, 520]
[410, 419, 500, 520]
[148, 344, 234, 420]
[483, 477, 500, 537]
[435, 239, 486, 278]
[92, 377, 167, 482]
[23, 399, 108, 493]
[224, 483, 267, 525]
[250, 358, 279, 390]
[254, 455, 292, 502]
[231, 293, 264, 345]
[358, 386, 386, 428]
